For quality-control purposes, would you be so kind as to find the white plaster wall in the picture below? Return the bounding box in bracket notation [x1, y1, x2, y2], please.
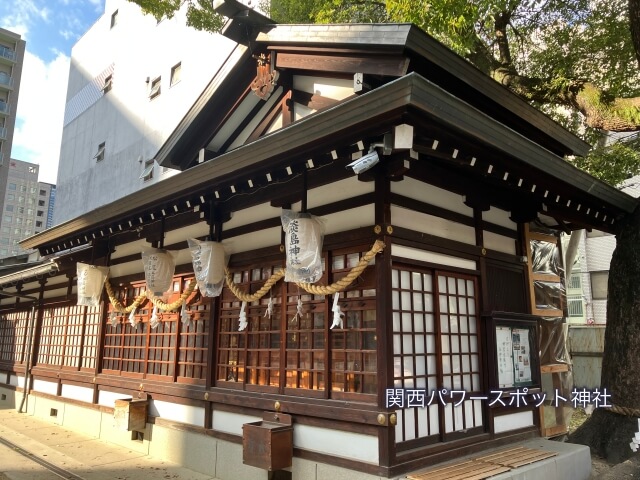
[60, 384, 94, 404]
[98, 389, 131, 407]
[212, 410, 261, 435]
[493, 410, 534, 434]
[32, 378, 58, 395]
[55, 0, 237, 224]
[391, 206, 476, 246]
[391, 177, 473, 217]
[483, 231, 516, 255]
[483, 207, 517, 230]
[391, 244, 477, 271]
[293, 424, 379, 464]
[149, 399, 205, 426]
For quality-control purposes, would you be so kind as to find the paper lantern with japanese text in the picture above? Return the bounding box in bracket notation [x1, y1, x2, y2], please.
[77, 262, 109, 307]
[281, 209, 325, 283]
[141, 248, 176, 296]
[188, 238, 228, 297]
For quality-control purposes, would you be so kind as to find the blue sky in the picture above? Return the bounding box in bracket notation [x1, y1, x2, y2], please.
[1, 0, 106, 183]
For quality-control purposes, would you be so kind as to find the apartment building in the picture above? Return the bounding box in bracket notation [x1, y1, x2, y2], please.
[0, 28, 25, 223]
[54, 0, 236, 224]
[0, 159, 56, 258]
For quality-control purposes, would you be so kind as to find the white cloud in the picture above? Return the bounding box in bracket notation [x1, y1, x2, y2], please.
[12, 51, 70, 184]
[1, 1, 50, 34]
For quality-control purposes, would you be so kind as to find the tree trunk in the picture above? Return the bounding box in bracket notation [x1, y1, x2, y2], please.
[569, 202, 640, 462]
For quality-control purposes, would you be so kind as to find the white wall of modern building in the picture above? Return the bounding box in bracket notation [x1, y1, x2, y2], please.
[54, 0, 237, 224]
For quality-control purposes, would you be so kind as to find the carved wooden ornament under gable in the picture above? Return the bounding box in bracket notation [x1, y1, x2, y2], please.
[251, 53, 279, 100]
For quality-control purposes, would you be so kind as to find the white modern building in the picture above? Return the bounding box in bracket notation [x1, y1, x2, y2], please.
[54, 0, 237, 224]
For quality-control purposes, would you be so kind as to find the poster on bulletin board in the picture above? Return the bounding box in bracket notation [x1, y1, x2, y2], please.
[496, 325, 533, 388]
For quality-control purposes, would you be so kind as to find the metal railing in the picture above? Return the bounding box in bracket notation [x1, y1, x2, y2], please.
[0, 74, 13, 88]
[0, 47, 16, 62]
[0, 127, 6, 140]
[0, 102, 8, 114]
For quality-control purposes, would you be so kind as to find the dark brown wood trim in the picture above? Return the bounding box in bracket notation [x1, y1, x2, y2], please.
[276, 52, 410, 77]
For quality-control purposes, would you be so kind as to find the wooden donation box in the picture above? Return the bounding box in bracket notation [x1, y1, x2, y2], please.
[113, 398, 148, 432]
[242, 412, 293, 471]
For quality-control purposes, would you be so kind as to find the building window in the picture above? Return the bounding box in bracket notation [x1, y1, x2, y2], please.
[567, 295, 584, 317]
[0, 238, 8, 245]
[38, 200, 45, 207]
[149, 77, 161, 99]
[37, 210, 44, 217]
[28, 166, 36, 173]
[170, 62, 182, 86]
[13, 228, 20, 235]
[110, 10, 118, 28]
[1, 227, 8, 234]
[102, 74, 113, 93]
[19, 185, 26, 192]
[16, 206, 23, 214]
[35, 221, 43, 228]
[8, 183, 15, 190]
[4, 216, 11, 223]
[39, 189, 46, 196]
[591, 271, 609, 300]
[5, 205, 12, 212]
[140, 159, 155, 182]
[30, 187, 37, 194]
[7, 194, 13, 200]
[94, 142, 105, 162]
[392, 265, 482, 444]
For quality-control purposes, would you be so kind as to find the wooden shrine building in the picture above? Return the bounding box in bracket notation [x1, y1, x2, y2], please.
[0, 3, 634, 479]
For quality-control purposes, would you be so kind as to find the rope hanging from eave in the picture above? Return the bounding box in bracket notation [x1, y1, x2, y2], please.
[224, 240, 385, 301]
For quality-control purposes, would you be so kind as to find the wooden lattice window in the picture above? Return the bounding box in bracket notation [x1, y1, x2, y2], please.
[37, 306, 67, 367]
[0, 310, 30, 364]
[392, 265, 483, 447]
[329, 248, 377, 401]
[216, 245, 377, 402]
[81, 306, 102, 370]
[63, 305, 86, 369]
[102, 276, 207, 383]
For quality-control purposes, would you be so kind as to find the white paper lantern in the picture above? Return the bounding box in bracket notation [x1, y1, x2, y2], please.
[188, 238, 228, 297]
[77, 262, 109, 307]
[141, 248, 176, 295]
[281, 209, 325, 283]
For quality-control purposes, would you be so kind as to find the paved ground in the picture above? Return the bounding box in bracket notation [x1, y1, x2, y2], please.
[0, 408, 220, 480]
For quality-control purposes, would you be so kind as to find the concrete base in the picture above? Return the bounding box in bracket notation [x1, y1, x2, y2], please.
[404, 438, 591, 480]
[0, 386, 590, 480]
